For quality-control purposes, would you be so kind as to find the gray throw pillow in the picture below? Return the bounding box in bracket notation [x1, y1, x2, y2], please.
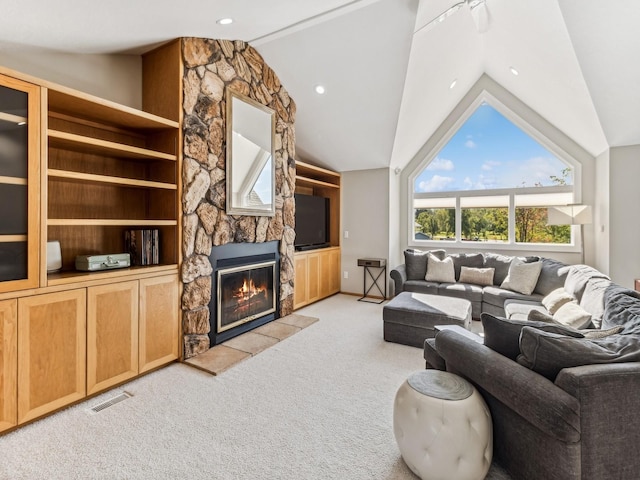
[483, 253, 515, 285]
[527, 309, 555, 323]
[404, 249, 446, 280]
[518, 327, 640, 380]
[534, 257, 570, 296]
[450, 253, 484, 281]
[480, 313, 583, 361]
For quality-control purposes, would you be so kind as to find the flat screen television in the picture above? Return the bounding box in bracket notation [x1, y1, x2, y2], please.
[294, 193, 329, 250]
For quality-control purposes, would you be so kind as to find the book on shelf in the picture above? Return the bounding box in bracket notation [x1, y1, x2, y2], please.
[125, 229, 160, 266]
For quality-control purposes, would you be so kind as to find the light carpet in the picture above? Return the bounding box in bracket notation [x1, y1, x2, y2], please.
[0, 294, 511, 479]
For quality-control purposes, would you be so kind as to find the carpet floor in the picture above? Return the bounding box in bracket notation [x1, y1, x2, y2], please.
[0, 294, 511, 479]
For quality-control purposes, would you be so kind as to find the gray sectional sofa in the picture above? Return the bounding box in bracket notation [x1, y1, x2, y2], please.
[390, 249, 567, 318]
[408, 251, 640, 479]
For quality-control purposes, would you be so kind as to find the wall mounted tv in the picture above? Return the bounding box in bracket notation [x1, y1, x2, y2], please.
[294, 193, 329, 251]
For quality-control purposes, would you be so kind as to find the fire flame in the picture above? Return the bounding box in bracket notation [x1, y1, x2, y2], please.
[235, 278, 265, 300]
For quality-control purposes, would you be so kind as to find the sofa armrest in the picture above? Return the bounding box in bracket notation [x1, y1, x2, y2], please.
[555, 363, 640, 478]
[389, 264, 407, 296]
[435, 329, 581, 442]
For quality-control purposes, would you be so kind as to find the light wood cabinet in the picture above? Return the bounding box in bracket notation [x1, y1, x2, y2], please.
[0, 299, 17, 433]
[87, 281, 139, 395]
[17, 289, 86, 424]
[139, 274, 179, 373]
[294, 247, 340, 309]
[0, 73, 41, 293]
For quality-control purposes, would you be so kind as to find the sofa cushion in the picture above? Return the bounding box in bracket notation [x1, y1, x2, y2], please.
[541, 287, 574, 314]
[483, 286, 544, 309]
[503, 299, 546, 319]
[578, 277, 632, 329]
[501, 260, 543, 295]
[425, 253, 455, 283]
[404, 249, 447, 280]
[450, 253, 484, 281]
[563, 264, 610, 302]
[403, 280, 439, 295]
[458, 266, 495, 286]
[518, 328, 640, 380]
[480, 313, 583, 361]
[553, 301, 592, 329]
[528, 309, 554, 323]
[439, 282, 484, 303]
[482, 252, 514, 285]
[534, 257, 570, 296]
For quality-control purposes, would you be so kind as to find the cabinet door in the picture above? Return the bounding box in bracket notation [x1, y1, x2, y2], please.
[87, 281, 139, 395]
[0, 74, 41, 293]
[319, 250, 332, 299]
[328, 248, 341, 294]
[0, 299, 17, 432]
[306, 252, 321, 304]
[17, 289, 86, 423]
[294, 254, 309, 309]
[139, 275, 179, 373]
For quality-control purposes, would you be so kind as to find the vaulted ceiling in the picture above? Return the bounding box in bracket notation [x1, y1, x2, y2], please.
[1, 0, 637, 173]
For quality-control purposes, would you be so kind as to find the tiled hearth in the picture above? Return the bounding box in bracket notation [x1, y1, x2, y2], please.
[184, 313, 318, 375]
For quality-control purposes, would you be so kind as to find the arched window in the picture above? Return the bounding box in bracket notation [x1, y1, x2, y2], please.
[412, 102, 575, 247]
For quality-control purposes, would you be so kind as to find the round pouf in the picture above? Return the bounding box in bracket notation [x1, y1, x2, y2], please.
[393, 370, 492, 480]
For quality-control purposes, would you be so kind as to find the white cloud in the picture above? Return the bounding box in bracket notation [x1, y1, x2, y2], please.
[463, 177, 473, 187]
[502, 156, 570, 187]
[481, 160, 501, 171]
[464, 139, 477, 149]
[427, 157, 454, 171]
[419, 175, 454, 192]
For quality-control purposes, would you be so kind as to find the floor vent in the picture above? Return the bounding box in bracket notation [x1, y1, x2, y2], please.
[88, 391, 132, 414]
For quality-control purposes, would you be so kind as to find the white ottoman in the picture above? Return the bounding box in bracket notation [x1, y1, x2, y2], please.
[393, 370, 492, 480]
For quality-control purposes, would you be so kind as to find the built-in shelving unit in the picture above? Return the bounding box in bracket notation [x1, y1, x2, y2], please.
[294, 160, 342, 309]
[0, 65, 182, 435]
[45, 85, 180, 276]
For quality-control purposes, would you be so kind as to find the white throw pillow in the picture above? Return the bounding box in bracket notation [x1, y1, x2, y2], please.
[553, 301, 592, 329]
[500, 260, 542, 295]
[541, 287, 575, 315]
[425, 253, 455, 283]
[459, 266, 495, 286]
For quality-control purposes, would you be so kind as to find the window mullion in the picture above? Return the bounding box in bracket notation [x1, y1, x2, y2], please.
[508, 193, 515, 244]
[455, 196, 461, 242]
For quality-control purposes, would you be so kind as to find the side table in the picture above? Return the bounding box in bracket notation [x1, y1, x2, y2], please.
[357, 258, 387, 304]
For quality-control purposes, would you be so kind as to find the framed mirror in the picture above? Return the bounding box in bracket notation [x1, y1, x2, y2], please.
[226, 89, 276, 216]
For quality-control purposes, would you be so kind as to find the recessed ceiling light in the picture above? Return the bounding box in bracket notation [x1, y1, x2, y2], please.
[510, 66, 519, 76]
[314, 85, 326, 95]
[449, 79, 457, 89]
[216, 18, 233, 25]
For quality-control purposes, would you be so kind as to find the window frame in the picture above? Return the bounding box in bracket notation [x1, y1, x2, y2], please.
[408, 92, 583, 254]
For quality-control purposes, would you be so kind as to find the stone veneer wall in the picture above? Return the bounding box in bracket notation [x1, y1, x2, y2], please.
[180, 38, 296, 358]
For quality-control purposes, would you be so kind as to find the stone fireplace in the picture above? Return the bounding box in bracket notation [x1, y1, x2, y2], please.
[208, 241, 280, 345]
[180, 37, 296, 359]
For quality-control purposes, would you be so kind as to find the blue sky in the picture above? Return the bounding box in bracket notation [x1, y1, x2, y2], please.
[414, 103, 572, 193]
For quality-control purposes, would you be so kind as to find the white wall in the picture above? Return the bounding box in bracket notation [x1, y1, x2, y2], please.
[0, 49, 142, 108]
[609, 145, 640, 288]
[341, 168, 390, 297]
[593, 148, 610, 275]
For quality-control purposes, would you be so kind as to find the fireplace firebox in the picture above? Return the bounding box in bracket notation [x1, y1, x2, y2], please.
[208, 241, 280, 345]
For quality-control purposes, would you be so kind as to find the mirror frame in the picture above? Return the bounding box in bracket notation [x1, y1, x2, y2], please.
[225, 89, 276, 217]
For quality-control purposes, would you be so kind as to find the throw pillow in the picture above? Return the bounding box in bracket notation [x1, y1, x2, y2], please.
[425, 253, 455, 283]
[500, 259, 543, 295]
[527, 309, 555, 323]
[553, 301, 592, 329]
[517, 327, 640, 380]
[458, 266, 495, 287]
[404, 249, 446, 280]
[450, 253, 484, 281]
[480, 313, 583, 361]
[541, 288, 575, 315]
[581, 326, 624, 339]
